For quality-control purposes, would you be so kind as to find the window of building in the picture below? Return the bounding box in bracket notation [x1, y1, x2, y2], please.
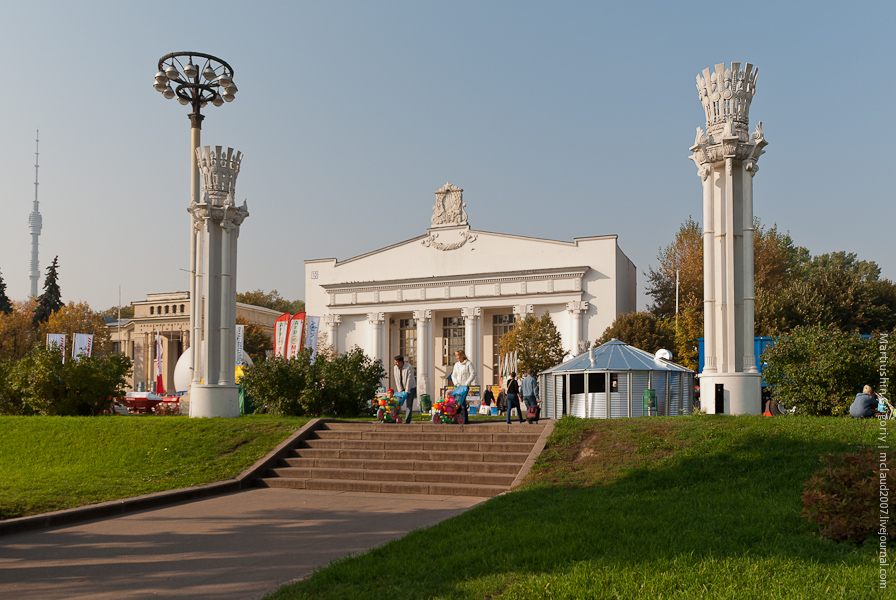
[588, 372, 606, 393]
[398, 318, 417, 367]
[150, 306, 154, 315]
[165, 305, 170, 314]
[442, 316, 464, 366]
[157, 306, 162, 315]
[180, 304, 185, 313]
[492, 313, 515, 382]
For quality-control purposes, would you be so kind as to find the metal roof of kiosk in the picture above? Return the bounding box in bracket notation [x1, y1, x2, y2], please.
[539, 339, 695, 419]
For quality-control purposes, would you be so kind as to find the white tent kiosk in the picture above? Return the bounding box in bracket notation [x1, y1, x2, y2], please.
[540, 339, 695, 419]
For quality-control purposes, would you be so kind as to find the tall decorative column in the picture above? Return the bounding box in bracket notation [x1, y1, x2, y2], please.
[689, 62, 768, 415]
[414, 309, 432, 396]
[188, 146, 248, 418]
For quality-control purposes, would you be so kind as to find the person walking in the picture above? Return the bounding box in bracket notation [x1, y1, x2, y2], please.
[393, 355, 417, 424]
[451, 350, 475, 422]
[521, 369, 540, 424]
[505, 372, 524, 424]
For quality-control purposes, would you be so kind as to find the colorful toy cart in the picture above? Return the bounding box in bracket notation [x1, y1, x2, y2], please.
[431, 387, 468, 424]
[376, 391, 407, 423]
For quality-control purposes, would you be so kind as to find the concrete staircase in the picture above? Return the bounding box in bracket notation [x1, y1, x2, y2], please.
[256, 420, 550, 498]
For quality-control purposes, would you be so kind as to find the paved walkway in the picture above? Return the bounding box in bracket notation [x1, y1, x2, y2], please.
[0, 488, 484, 600]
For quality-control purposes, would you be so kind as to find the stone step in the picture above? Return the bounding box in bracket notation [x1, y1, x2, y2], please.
[256, 476, 506, 498]
[282, 456, 522, 474]
[291, 447, 529, 464]
[311, 430, 542, 444]
[269, 466, 515, 487]
[320, 422, 545, 434]
[299, 438, 535, 454]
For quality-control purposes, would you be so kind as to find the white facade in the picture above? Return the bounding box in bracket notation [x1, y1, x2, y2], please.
[304, 183, 637, 398]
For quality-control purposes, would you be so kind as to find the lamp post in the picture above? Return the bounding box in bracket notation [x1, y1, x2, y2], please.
[153, 52, 238, 395]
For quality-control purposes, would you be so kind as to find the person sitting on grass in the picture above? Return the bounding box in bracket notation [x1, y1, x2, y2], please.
[849, 385, 877, 419]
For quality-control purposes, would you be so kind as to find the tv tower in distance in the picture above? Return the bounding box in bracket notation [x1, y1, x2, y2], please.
[29, 129, 42, 298]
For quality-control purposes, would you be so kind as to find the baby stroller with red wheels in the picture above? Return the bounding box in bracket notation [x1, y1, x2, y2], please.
[376, 391, 407, 423]
[431, 386, 469, 424]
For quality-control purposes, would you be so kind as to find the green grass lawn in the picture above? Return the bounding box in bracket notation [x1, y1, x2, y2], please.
[264, 415, 886, 600]
[0, 414, 309, 519]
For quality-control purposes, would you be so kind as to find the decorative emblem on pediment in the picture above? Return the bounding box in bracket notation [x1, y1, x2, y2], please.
[431, 182, 467, 228]
[421, 229, 477, 251]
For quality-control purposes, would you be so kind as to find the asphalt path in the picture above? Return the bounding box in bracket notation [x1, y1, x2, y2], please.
[0, 488, 484, 600]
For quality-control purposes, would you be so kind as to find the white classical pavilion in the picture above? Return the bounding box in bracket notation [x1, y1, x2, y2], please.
[304, 182, 637, 399]
[689, 62, 768, 415]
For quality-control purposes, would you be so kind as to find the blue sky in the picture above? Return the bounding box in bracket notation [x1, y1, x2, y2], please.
[0, 1, 893, 312]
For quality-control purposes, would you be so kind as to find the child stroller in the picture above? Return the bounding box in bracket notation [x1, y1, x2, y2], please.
[376, 391, 407, 423]
[431, 386, 469, 425]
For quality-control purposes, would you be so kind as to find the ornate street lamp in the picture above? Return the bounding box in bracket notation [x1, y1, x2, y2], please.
[153, 52, 239, 405]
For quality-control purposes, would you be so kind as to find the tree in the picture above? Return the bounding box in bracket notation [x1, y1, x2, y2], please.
[32, 256, 63, 326]
[645, 217, 703, 319]
[757, 252, 896, 335]
[498, 312, 566, 375]
[596, 311, 675, 355]
[102, 305, 135, 320]
[762, 325, 891, 416]
[0, 269, 12, 315]
[37, 301, 113, 357]
[0, 299, 38, 362]
[237, 289, 304, 314]
[236, 315, 273, 363]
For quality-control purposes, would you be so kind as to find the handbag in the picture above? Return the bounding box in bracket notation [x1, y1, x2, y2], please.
[478, 404, 490, 415]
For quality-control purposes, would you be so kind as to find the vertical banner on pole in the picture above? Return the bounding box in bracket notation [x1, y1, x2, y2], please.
[305, 316, 320, 364]
[285, 312, 306, 360]
[235, 324, 246, 366]
[156, 332, 165, 396]
[47, 334, 66, 363]
[73, 334, 94, 361]
[273, 313, 291, 358]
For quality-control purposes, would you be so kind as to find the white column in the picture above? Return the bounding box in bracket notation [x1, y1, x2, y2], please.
[414, 310, 432, 395]
[700, 164, 717, 373]
[462, 307, 480, 376]
[742, 161, 758, 373]
[566, 301, 588, 356]
[191, 219, 204, 384]
[325, 313, 341, 353]
[218, 221, 234, 385]
[368, 312, 385, 381]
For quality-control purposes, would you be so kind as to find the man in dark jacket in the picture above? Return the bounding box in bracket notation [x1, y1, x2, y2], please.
[849, 385, 877, 418]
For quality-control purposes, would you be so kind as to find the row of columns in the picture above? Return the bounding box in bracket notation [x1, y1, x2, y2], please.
[324, 303, 590, 395]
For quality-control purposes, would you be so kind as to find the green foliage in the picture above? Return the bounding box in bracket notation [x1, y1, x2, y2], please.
[801, 447, 885, 543]
[237, 289, 304, 315]
[762, 325, 887, 416]
[499, 312, 566, 375]
[101, 305, 134, 319]
[239, 347, 384, 416]
[0, 299, 38, 363]
[758, 252, 896, 335]
[268, 416, 880, 600]
[32, 256, 63, 326]
[0, 269, 12, 315]
[596, 311, 674, 354]
[0, 344, 132, 416]
[0, 415, 308, 518]
[645, 216, 703, 319]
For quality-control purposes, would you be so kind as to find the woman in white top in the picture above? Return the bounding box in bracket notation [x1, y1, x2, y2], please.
[451, 350, 475, 421]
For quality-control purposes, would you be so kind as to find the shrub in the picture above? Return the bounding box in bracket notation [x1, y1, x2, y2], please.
[801, 447, 887, 543]
[0, 345, 131, 416]
[240, 347, 384, 417]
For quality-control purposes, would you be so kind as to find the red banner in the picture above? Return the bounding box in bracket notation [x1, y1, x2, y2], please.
[273, 312, 291, 358]
[285, 312, 306, 360]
